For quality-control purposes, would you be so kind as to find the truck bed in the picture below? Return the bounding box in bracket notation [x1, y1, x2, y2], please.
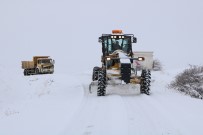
[21, 61, 35, 69]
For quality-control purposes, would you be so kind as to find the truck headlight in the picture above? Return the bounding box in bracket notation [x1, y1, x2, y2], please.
[138, 57, 145, 61]
[107, 57, 111, 61]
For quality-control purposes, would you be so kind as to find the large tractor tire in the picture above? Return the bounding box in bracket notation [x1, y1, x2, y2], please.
[97, 69, 106, 96]
[92, 67, 100, 81]
[140, 69, 151, 95]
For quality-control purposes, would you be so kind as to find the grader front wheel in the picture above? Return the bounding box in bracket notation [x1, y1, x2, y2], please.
[140, 69, 151, 95]
[97, 69, 106, 96]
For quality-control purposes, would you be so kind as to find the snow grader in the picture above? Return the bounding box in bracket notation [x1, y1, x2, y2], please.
[90, 30, 151, 96]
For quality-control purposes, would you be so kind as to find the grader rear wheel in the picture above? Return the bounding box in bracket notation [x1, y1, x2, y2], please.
[92, 67, 100, 81]
[140, 69, 151, 95]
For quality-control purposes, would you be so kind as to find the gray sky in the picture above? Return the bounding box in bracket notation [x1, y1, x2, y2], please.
[0, 0, 203, 72]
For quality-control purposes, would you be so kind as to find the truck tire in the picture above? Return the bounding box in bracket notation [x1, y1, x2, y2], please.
[35, 68, 39, 74]
[97, 69, 106, 96]
[140, 69, 151, 95]
[24, 69, 28, 76]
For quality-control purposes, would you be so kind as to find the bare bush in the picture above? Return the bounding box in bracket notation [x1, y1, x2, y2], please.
[169, 65, 203, 99]
[153, 59, 162, 71]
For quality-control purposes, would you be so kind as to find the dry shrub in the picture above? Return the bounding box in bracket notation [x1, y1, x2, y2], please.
[169, 65, 203, 99]
[153, 59, 163, 71]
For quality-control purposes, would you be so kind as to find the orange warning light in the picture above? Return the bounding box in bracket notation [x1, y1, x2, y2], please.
[112, 30, 123, 34]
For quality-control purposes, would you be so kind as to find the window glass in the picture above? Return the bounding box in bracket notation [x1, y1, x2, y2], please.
[39, 59, 51, 64]
[122, 38, 130, 52]
[108, 38, 112, 52]
[102, 36, 131, 54]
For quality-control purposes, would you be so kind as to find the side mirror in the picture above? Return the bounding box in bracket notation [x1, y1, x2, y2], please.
[98, 37, 102, 43]
[52, 60, 55, 64]
[133, 37, 137, 43]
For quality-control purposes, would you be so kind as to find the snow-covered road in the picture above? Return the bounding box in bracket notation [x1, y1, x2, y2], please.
[62, 71, 203, 135]
[1, 69, 203, 135]
[62, 72, 180, 135]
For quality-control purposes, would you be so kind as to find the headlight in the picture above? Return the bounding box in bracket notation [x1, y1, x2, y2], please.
[107, 57, 111, 61]
[138, 57, 145, 61]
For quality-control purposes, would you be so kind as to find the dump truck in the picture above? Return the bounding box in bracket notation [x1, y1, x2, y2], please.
[22, 56, 55, 76]
[89, 30, 152, 96]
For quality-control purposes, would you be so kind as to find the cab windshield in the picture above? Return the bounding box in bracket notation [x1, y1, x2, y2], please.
[103, 36, 131, 54]
[38, 59, 51, 64]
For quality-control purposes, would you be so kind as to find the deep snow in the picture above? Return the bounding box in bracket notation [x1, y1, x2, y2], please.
[1, 67, 203, 135]
[1, 0, 203, 134]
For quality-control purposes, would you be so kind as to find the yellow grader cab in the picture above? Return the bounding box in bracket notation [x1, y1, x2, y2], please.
[90, 30, 152, 96]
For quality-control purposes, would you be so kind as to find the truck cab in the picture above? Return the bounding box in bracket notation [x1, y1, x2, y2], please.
[36, 58, 54, 74]
[98, 30, 138, 70]
[99, 30, 137, 57]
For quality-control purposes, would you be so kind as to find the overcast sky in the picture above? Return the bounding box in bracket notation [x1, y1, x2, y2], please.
[0, 0, 203, 72]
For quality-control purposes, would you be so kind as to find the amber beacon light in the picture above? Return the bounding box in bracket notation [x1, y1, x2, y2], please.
[112, 30, 123, 34]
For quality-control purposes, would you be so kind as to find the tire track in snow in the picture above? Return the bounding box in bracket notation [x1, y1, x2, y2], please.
[62, 80, 181, 135]
[122, 95, 181, 135]
[62, 84, 129, 135]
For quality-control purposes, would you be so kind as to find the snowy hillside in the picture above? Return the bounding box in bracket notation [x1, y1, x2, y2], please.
[1, 67, 203, 135]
